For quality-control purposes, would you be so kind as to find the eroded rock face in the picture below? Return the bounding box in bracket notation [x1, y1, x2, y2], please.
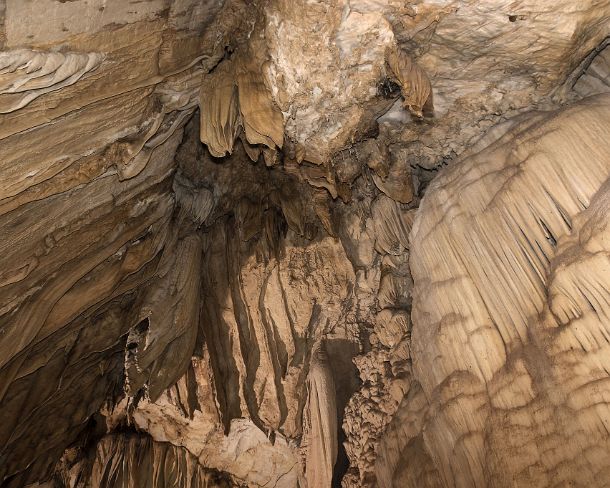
[405, 94, 610, 488]
[59, 433, 233, 488]
[0, 1, 609, 487]
[0, 1, 241, 485]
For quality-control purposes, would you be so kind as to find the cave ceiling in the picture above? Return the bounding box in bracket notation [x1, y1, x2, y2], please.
[0, 1, 609, 487]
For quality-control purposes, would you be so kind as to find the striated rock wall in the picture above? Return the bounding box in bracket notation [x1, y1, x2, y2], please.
[0, 1, 609, 487]
[0, 1, 243, 485]
[365, 94, 610, 488]
[59, 433, 233, 488]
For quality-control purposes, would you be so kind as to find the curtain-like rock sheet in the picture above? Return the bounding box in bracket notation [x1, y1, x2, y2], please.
[406, 93, 610, 487]
[0, 49, 104, 113]
[125, 234, 203, 401]
[80, 434, 232, 488]
[385, 48, 432, 118]
[199, 56, 284, 160]
[199, 62, 241, 157]
[236, 67, 284, 150]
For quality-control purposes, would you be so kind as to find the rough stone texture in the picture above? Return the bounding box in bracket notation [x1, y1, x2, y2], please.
[0, 1, 609, 487]
[404, 94, 610, 488]
[57, 433, 233, 488]
[0, 1, 242, 485]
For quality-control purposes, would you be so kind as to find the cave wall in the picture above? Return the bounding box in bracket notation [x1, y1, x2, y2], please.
[0, 1, 609, 487]
[377, 93, 610, 488]
[0, 1, 241, 484]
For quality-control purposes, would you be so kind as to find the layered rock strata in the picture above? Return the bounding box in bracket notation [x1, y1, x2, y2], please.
[0, 1, 609, 487]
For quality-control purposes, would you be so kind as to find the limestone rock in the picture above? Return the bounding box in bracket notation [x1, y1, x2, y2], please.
[375, 309, 410, 349]
[407, 94, 610, 487]
[198, 54, 284, 158]
[1, 1, 609, 487]
[70, 434, 233, 488]
[0, 49, 104, 113]
[372, 160, 415, 204]
[371, 195, 415, 256]
[304, 341, 338, 488]
[386, 48, 432, 118]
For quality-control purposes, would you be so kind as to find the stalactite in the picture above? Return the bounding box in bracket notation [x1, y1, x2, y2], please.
[1, 2, 609, 487]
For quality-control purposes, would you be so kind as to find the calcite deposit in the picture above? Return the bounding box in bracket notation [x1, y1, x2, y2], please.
[0, 1, 609, 487]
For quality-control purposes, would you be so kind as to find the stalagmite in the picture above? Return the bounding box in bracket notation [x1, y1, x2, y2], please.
[304, 341, 338, 488]
[0, 1, 609, 487]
